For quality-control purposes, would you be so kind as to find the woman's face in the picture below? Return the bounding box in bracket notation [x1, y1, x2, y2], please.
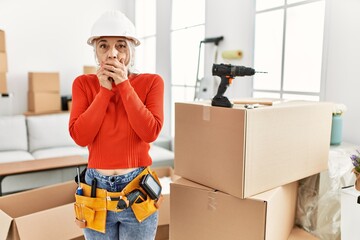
[95, 37, 130, 66]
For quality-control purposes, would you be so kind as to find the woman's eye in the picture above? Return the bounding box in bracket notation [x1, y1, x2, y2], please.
[116, 44, 127, 49]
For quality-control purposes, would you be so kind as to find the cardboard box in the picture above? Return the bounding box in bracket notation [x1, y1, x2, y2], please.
[0, 52, 7, 72]
[341, 186, 360, 240]
[28, 91, 61, 113]
[83, 65, 97, 74]
[170, 178, 298, 240]
[28, 72, 60, 92]
[288, 227, 319, 240]
[175, 101, 332, 198]
[0, 181, 82, 240]
[153, 167, 179, 240]
[68, 100, 72, 111]
[155, 225, 169, 240]
[153, 167, 179, 226]
[0, 30, 5, 52]
[0, 72, 7, 93]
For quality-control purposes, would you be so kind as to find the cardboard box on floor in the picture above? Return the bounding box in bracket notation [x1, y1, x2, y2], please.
[0, 181, 82, 240]
[153, 167, 179, 240]
[175, 100, 332, 199]
[28, 72, 60, 92]
[170, 178, 298, 240]
[154, 167, 180, 226]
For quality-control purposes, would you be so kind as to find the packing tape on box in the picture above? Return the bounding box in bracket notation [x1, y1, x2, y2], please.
[202, 106, 211, 121]
[208, 192, 217, 211]
[221, 50, 243, 60]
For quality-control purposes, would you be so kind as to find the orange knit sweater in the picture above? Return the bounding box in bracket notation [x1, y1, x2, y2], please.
[69, 73, 164, 169]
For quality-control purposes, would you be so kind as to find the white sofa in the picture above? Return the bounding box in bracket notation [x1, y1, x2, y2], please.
[0, 113, 174, 194]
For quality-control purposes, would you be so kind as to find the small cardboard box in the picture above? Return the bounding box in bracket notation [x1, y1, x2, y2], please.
[0, 72, 7, 93]
[0, 30, 5, 52]
[68, 100, 72, 111]
[153, 167, 180, 240]
[153, 167, 179, 226]
[0, 52, 8, 72]
[28, 91, 61, 113]
[0, 181, 82, 240]
[83, 65, 97, 74]
[175, 101, 332, 199]
[28, 72, 60, 92]
[341, 186, 360, 240]
[170, 178, 298, 240]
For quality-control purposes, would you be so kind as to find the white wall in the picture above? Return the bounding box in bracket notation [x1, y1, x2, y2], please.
[205, 0, 255, 99]
[323, 0, 360, 145]
[0, 0, 125, 114]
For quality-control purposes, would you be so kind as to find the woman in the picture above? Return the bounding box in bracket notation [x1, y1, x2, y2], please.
[69, 10, 164, 240]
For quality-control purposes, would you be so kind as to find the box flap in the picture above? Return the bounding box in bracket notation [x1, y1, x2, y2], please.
[0, 209, 12, 240]
[233, 98, 286, 106]
[15, 203, 82, 240]
[172, 177, 214, 191]
[0, 181, 77, 218]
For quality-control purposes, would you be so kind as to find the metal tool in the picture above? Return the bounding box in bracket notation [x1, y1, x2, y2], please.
[76, 167, 83, 195]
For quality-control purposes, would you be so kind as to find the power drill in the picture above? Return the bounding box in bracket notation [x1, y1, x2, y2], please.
[211, 63, 266, 108]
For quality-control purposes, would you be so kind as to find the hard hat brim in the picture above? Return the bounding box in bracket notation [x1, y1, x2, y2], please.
[87, 36, 141, 46]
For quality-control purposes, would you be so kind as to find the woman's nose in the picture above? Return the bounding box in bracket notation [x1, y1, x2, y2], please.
[108, 47, 118, 59]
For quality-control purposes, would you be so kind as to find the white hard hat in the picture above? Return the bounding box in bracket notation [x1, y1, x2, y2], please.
[87, 10, 140, 46]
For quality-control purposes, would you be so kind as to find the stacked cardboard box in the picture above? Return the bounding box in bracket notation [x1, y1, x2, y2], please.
[83, 65, 97, 74]
[28, 72, 61, 113]
[0, 29, 13, 116]
[0, 30, 8, 93]
[171, 100, 332, 240]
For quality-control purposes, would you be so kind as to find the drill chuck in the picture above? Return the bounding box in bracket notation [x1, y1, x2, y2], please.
[212, 63, 255, 78]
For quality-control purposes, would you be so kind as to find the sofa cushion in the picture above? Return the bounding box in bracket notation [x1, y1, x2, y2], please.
[149, 145, 174, 168]
[27, 113, 77, 152]
[0, 150, 34, 163]
[32, 146, 89, 159]
[0, 115, 28, 151]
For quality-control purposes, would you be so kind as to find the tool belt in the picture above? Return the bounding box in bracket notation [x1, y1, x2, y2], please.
[74, 167, 163, 233]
